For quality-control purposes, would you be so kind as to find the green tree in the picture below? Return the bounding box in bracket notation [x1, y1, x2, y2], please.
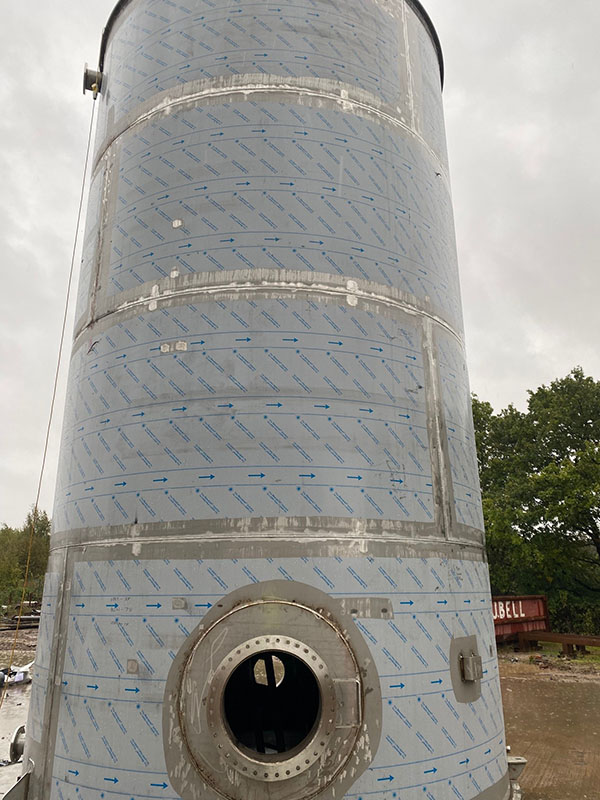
[473, 368, 600, 633]
[22, 509, 51, 603]
[0, 508, 50, 612]
[0, 525, 22, 610]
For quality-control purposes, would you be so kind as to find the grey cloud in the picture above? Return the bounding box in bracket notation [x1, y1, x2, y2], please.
[429, 0, 600, 409]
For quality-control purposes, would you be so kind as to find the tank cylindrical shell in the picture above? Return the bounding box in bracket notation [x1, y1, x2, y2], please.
[23, 3, 509, 800]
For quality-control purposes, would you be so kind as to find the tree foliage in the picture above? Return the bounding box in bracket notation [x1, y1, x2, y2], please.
[0, 509, 50, 612]
[473, 368, 600, 633]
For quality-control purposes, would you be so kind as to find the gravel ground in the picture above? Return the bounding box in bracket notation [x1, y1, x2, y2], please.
[0, 629, 38, 671]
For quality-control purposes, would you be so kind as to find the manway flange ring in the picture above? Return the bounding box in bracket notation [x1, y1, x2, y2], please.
[163, 580, 382, 800]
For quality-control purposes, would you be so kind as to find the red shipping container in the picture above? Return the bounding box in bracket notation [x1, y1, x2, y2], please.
[492, 595, 550, 641]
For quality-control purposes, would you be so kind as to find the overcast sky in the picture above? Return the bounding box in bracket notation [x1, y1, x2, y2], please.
[1, 0, 598, 528]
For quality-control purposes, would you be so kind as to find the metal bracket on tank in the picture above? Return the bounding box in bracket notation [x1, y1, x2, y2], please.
[459, 652, 484, 682]
[449, 635, 483, 703]
[83, 63, 103, 96]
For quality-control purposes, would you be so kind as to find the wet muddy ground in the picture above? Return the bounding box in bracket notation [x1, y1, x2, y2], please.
[1, 633, 599, 798]
[0, 683, 29, 796]
[500, 656, 600, 800]
[0, 628, 37, 797]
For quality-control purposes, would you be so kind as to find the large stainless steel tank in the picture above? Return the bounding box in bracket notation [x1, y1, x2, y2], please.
[21, 2, 510, 799]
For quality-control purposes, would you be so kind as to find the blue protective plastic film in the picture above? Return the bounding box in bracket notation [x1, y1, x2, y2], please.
[23, 3, 508, 800]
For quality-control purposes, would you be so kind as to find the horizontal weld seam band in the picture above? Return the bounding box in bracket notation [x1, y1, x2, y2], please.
[74, 271, 463, 352]
[93, 75, 447, 177]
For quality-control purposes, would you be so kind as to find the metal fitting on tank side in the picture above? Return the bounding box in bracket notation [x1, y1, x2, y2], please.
[2, 773, 31, 800]
[507, 748, 527, 800]
[9, 725, 27, 764]
[83, 63, 103, 96]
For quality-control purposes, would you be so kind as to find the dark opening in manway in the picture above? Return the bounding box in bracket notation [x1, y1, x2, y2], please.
[223, 651, 321, 755]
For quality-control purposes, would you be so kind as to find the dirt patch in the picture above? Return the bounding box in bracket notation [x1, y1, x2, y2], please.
[501, 671, 600, 800]
[498, 648, 600, 684]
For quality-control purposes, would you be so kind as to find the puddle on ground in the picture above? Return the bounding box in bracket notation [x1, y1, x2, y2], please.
[0, 684, 30, 797]
[502, 675, 600, 800]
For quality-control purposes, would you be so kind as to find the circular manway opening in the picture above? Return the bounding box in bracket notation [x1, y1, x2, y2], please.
[223, 650, 321, 756]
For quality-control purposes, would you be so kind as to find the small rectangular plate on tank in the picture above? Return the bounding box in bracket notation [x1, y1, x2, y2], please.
[340, 598, 394, 619]
[334, 679, 361, 727]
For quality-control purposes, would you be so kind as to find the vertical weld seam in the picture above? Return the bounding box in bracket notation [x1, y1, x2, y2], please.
[40, 551, 73, 797]
[90, 159, 113, 324]
[97, 151, 122, 320]
[402, 0, 416, 130]
[422, 318, 454, 539]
